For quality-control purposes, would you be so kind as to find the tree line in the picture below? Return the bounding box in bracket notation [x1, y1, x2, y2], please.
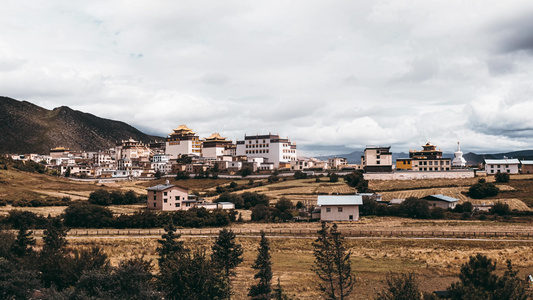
[0, 204, 234, 230]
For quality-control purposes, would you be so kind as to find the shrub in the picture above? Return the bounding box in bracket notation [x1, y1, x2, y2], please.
[494, 171, 510, 183]
[241, 192, 269, 209]
[400, 197, 430, 219]
[294, 171, 308, 179]
[63, 202, 114, 228]
[329, 173, 339, 182]
[251, 205, 271, 222]
[267, 175, 279, 183]
[491, 202, 510, 216]
[88, 189, 112, 206]
[431, 207, 446, 219]
[468, 179, 499, 199]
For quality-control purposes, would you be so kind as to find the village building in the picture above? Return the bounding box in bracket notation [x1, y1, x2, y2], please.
[328, 157, 348, 169]
[422, 194, 459, 210]
[521, 160, 533, 174]
[316, 195, 363, 221]
[50, 147, 70, 159]
[115, 138, 150, 160]
[202, 133, 233, 158]
[195, 202, 236, 210]
[165, 125, 202, 158]
[484, 158, 520, 174]
[362, 146, 393, 172]
[235, 134, 297, 168]
[146, 182, 194, 211]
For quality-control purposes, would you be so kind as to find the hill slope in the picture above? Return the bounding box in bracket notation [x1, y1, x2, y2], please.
[0, 96, 161, 154]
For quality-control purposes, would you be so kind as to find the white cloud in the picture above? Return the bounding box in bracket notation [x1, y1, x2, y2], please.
[2, 1, 533, 155]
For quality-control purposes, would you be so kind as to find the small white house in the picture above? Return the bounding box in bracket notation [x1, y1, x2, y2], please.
[317, 195, 363, 221]
[484, 158, 520, 175]
[422, 194, 458, 210]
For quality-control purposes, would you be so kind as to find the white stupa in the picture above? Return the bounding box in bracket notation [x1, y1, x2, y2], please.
[452, 141, 467, 168]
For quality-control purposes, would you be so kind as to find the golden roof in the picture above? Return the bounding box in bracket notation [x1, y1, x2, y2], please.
[205, 133, 227, 141]
[170, 124, 195, 136]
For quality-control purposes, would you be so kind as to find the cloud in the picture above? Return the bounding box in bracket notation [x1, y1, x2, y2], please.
[2, 1, 533, 156]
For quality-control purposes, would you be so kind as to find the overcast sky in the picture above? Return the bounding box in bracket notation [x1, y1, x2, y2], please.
[2, 1, 533, 156]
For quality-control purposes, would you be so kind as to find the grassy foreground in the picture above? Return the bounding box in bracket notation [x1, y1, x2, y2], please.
[63, 230, 533, 299]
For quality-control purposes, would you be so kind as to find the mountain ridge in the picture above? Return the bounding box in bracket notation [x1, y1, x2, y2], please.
[0, 96, 162, 154]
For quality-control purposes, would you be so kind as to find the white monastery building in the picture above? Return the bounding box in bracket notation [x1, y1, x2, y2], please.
[236, 134, 297, 168]
[165, 125, 202, 158]
[484, 158, 520, 174]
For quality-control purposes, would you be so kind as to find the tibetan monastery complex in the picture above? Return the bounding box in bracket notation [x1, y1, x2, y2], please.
[7, 122, 533, 180]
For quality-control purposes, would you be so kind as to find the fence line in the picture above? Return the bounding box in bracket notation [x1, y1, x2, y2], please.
[23, 228, 533, 239]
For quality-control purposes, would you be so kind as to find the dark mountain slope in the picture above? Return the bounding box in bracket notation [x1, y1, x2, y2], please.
[0, 96, 161, 154]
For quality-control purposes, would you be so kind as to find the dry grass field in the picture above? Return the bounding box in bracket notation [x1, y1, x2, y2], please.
[62, 232, 533, 299]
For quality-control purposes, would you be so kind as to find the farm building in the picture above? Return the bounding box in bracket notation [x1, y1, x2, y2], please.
[146, 182, 194, 211]
[422, 194, 458, 210]
[521, 161, 533, 174]
[317, 195, 363, 221]
[196, 201, 236, 210]
[484, 158, 520, 174]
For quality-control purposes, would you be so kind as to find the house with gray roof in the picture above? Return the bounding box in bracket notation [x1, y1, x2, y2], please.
[317, 195, 363, 221]
[484, 158, 520, 175]
[422, 194, 459, 210]
[146, 181, 192, 211]
[521, 160, 533, 174]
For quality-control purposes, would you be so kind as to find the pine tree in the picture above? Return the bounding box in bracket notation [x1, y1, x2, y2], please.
[11, 226, 36, 257]
[248, 231, 273, 300]
[42, 217, 69, 254]
[156, 223, 187, 266]
[212, 228, 244, 278]
[273, 277, 290, 300]
[312, 222, 355, 300]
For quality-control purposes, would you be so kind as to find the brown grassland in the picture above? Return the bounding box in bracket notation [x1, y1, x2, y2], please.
[4, 168, 533, 298]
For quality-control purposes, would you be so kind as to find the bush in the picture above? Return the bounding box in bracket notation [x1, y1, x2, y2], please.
[88, 189, 112, 206]
[491, 202, 511, 216]
[251, 205, 271, 222]
[430, 207, 446, 219]
[329, 173, 339, 182]
[63, 202, 114, 228]
[267, 175, 279, 183]
[400, 197, 430, 219]
[175, 171, 190, 180]
[468, 179, 499, 199]
[241, 192, 269, 209]
[215, 192, 244, 209]
[294, 171, 308, 179]
[494, 171, 510, 183]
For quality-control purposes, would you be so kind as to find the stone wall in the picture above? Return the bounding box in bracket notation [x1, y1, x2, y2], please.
[364, 170, 475, 180]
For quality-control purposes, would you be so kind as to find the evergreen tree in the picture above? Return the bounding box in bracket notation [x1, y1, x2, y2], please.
[11, 226, 36, 257]
[273, 277, 290, 300]
[156, 223, 187, 266]
[376, 272, 421, 300]
[448, 254, 529, 300]
[248, 231, 273, 300]
[211, 228, 244, 279]
[312, 222, 355, 300]
[42, 217, 69, 254]
[161, 248, 229, 300]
